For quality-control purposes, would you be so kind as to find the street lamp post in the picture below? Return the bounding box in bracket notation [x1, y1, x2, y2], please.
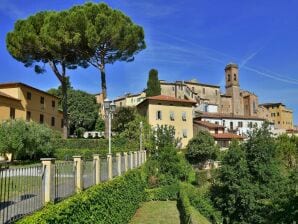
[139, 121, 143, 151]
[104, 98, 116, 155]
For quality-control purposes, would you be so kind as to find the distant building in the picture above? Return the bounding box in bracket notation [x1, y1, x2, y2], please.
[137, 95, 196, 148]
[114, 92, 146, 107]
[0, 82, 63, 132]
[259, 103, 293, 130]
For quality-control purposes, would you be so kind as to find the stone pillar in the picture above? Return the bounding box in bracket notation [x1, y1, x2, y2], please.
[123, 152, 128, 172]
[41, 158, 55, 204]
[134, 151, 138, 167]
[73, 156, 83, 192]
[93, 154, 101, 184]
[144, 150, 147, 162]
[116, 153, 121, 176]
[129, 151, 134, 169]
[107, 154, 113, 180]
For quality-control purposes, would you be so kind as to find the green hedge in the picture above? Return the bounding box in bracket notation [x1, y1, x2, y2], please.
[17, 169, 146, 224]
[177, 185, 193, 224]
[55, 138, 108, 149]
[145, 183, 179, 201]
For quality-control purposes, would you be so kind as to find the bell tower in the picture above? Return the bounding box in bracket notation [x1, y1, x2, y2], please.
[225, 63, 243, 115]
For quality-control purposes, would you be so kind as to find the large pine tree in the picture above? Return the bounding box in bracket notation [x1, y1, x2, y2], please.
[146, 69, 161, 97]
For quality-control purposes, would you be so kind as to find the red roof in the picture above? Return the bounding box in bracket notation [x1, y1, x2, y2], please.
[194, 120, 224, 129]
[0, 91, 20, 101]
[198, 112, 265, 121]
[212, 133, 244, 140]
[146, 95, 197, 104]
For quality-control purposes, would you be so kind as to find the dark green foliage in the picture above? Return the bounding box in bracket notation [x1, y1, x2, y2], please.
[0, 120, 60, 160]
[17, 169, 146, 224]
[211, 125, 295, 223]
[145, 183, 179, 201]
[48, 87, 99, 135]
[95, 117, 105, 132]
[186, 131, 219, 164]
[146, 69, 161, 97]
[275, 134, 297, 169]
[177, 186, 193, 224]
[112, 107, 136, 133]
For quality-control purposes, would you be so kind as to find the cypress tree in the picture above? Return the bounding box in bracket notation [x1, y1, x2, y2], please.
[146, 69, 161, 97]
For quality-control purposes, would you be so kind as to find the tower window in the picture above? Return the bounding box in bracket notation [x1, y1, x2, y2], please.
[228, 74, 231, 81]
[156, 111, 162, 120]
[234, 74, 237, 81]
[10, 108, 15, 119]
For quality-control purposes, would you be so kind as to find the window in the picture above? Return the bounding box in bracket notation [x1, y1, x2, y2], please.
[182, 129, 187, 138]
[215, 128, 218, 134]
[215, 121, 219, 125]
[40, 96, 44, 104]
[278, 121, 280, 124]
[215, 90, 218, 95]
[52, 100, 55, 108]
[223, 120, 225, 126]
[51, 117, 55, 126]
[26, 111, 31, 121]
[202, 88, 205, 94]
[169, 111, 175, 121]
[238, 121, 243, 127]
[234, 74, 237, 81]
[192, 87, 194, 92]
[182, 112, 187, 121]
[156, 111, 162, 120]
[228, 74, 231, 81]
[248, 122, 253, 128]
[10, 108, 15, 119]
[61, 119, 64, 128]
[277, 112, 279, 116]
[27, 92, 32, 100]
[120, 102, 122, 107]
[40, 114, 44, 124]
[230, 122, 233, 130]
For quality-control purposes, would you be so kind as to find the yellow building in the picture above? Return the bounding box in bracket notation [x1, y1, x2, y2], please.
[0, 82, 63, 132]
[260, 103, 293, 130]
[114, 92, 146, 107]
[137, 95, 196, 148]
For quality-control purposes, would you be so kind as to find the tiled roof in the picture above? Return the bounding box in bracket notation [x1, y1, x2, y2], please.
[193, 120, 224, 129]
[146, 95, 197, 104]
[0, 91, 20, 101]
[0, 82, 59, 99]
[212, 133, 244, 140]
[197, 112, 265, 121]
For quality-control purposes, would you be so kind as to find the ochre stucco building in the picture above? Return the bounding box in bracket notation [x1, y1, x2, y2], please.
[137, 95, 196, 148]
[0, 82, 63, 132]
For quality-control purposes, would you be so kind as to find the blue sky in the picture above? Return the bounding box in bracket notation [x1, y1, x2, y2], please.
[1, 0, 298, 123]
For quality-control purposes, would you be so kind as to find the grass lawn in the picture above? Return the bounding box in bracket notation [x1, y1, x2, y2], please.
[190, 206, 211, 224]
[130, 201, 180, 224]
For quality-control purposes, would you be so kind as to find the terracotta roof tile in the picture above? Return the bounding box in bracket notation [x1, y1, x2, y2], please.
[193, 120, 224, 129]
[146, 95, 197, 104]
[212, 133, 244, 140]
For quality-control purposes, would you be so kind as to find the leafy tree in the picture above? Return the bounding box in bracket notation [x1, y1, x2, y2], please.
[186, 131, 218, 164]
[6, 10, 88, 138]
[0, 120, 59, 160]
[276, 134, 297, 169]
[112, 107, 136, 133]
[95, 117, 105, 132]
[150, 125, 177, 154]
[146, 69, 161, 97]
[48, 87, 99, 135]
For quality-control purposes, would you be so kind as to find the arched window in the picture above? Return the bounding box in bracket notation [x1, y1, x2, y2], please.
[234, 74, 237, 81]
[228, 74, 231, 81]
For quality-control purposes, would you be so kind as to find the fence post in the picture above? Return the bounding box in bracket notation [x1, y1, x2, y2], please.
[41, 158, 55, 204]
[129, 151, 134, 169]
[144, 150, 147, 162]
[123, 152, 128, 172]
[141, 150, 144, 164]
[107, 154, 113, 180]
[93, 154, 100, 184]
[134, 151, 138, 167]
[116, 153, 121, 176]
[73, 156, 83, 192]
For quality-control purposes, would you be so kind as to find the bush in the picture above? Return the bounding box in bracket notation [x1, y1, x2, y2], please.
[0, 120, 60, 160]
[145, 183, 179, 201]
[17, 169, 146, 224]
[177, 185, 193, 224]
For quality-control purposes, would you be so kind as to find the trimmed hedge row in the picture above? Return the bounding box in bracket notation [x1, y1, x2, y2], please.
[17, 169, 146, 224]
[145, 183, 179, 201]
[177, 185, 193, 224]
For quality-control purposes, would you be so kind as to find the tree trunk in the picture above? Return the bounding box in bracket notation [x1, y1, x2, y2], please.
[99, 65, 109, 139]
[61, 78, 69, 139]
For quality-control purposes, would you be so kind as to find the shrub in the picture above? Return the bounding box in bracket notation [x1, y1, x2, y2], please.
[17, 169, 146, 224]
[0, 120, 60, 160]
[186, 131, 219, 164]
[145, 183, 179, 201]
[177, 185, 193, 224]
